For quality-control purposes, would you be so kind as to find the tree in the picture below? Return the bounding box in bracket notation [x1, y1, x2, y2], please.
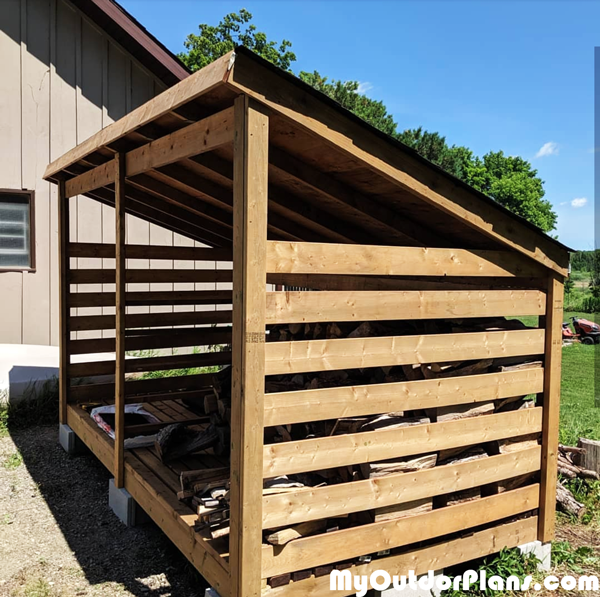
[179, 9, 296, 72]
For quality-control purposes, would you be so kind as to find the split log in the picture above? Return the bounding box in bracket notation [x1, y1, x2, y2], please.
[266, 519, 327, 545]
[180, 467, 229, 491]
[360, 454, 437, 479]
[574, 438, 600, 475]
[432, 401, 494, 423]
[556, 481, 586, 519]
[374, 498, 433, 522]
[155, 423, 229, 462]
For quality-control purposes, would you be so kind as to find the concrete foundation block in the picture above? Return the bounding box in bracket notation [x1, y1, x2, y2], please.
[377, 571, 444, 596]
[58, 423, 85, 455]
[519, 540, 552, 571]
[108, 478, 149, 527]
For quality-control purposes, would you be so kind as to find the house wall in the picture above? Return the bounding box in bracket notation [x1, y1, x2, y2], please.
[0, 0, 199, 347]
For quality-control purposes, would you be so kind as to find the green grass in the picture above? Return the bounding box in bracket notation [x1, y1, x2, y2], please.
[2, 450, 23, 470]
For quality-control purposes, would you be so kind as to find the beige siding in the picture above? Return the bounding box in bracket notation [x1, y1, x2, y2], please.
[0, 0, 186, 346]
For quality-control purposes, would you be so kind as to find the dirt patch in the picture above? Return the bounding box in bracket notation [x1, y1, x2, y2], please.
[0, 425, 207, 597]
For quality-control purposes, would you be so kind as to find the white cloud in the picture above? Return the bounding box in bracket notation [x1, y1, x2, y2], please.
[571, 197, 587, 208]
[535, 141, 559, 158]
[357, 81, 373, 95]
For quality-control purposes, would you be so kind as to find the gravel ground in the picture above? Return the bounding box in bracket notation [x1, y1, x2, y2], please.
[0, 425, 208, 597]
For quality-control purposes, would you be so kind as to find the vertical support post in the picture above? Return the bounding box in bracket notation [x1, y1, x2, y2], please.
[229, 95, 269, 597]
[539, 274, 564, 542]
[58, 180, 70, 425]
[114, 153, 126, 488]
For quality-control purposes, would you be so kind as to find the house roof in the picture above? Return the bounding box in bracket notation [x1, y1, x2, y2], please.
[44, 47, 571, 276]
[72, 0, 190, 87]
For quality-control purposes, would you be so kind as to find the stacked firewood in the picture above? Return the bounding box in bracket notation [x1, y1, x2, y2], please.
[555, 444, 599, 519]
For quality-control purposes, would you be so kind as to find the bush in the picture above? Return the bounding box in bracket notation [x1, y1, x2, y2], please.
[582, 296, 600, 313]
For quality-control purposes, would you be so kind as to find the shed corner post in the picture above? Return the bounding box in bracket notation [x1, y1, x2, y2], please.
[58, 179, 70, 425]
[114, 152, 127, 488]
[539, 273, 565, 542]
[229, 94, 269, 597]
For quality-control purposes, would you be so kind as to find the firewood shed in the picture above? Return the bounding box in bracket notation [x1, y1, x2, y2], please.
[43, 47, 571, 597]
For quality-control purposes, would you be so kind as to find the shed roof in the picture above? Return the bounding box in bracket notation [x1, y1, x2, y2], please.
[44, 47, 571, 276]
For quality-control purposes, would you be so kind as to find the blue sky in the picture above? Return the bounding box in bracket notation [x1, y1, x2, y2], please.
[121, 0, 596, 250]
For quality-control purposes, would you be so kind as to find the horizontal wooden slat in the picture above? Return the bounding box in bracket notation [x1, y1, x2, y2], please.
[70, 290, 233, 308]
[264, 368, 544, 426]
[65, 160, 116, 198]
[69, 327, 232, 355]
[265, 290, 545, 324]
[263, 407, 542, 477]
[266, 517, 539, 596]
[69, 350, 231, 378]
[70, 269, 232, 284]
[70, 372, 214, 402]
[68, 242, 233, 261]
[262, 446, 541, 528]
[266, 241, 544, 277]
[265, 328, 545, 376]
[126, 106, 234, 178]
[261, 484, 540, 576]
[71, 310, 232, 331]
[124, 417, 208, 438]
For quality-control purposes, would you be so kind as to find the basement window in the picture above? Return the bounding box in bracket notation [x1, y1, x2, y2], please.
[0, 190, 35, 270]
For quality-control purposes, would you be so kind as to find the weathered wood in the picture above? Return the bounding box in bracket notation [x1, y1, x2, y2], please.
[229, 95, 269, 597]
[265, 290, 546, 324]
[575, 438, 600, 474]
[539, 275, 564, 542]
[556, 481, 586, 519]
[266, 241, 545, 278]
[68, 242, 233, 261]
[58, 180, 70, 425]
[265, 329, 545, 376]
[261, 485, 540, 577]
[263, 408, 542, 477]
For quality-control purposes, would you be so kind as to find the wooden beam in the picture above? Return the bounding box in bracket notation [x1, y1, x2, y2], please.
[114, 153, 126, 488]
[265, 290, 546, 324]
[68, 242, 232, 261]
[265, 329, 545, 376]
[70, 268, 233, 284]
[229, 95, 269, 597]
[263, 447, 541, 528]
[266, 241, 545, 277]
[43, 51, 234, 180]
[58, 180, 70, 425]
[69, 289, 233, 308]
[261, 485, 540, 576]
[65, 159, 115, 198]
[263, 407, 542, 477]
[264, 368, 544, 426]
[126, 106, 234, 178]
[227, 52, 569, 275]
[539, 274, 564, 542]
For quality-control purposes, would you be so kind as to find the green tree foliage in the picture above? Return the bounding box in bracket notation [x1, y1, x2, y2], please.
[179, 9, 558, 233]
[179, 9, 296, 72]
[571, 250, 598, 273]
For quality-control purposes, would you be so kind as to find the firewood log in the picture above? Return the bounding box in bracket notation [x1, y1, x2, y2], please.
[574, 438, 600, 475]
[431, 401, 494, 423]
[556, 481, 586, 519]
[155, 423, 229, 462]
[374, 498, 433, 522]
[266, 519, 327, 545]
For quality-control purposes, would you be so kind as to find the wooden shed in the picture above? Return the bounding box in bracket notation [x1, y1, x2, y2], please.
[43, 47, 570, 597]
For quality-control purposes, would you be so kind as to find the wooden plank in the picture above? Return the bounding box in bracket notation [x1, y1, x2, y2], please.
[265, 329, 545, 376]
[58, 181, 70, 424]
[69, 327, 232, 355]
[266, 517, 538, 596]
[70, 289, 233, 308]
[229, 95, 269, 597]
[266, 241, 544, 277]
[265, 368, 544, 426]
[114, 153, 126, 488]
[228, 52, 569, 276]
[70, 268, 233, 284]
[263, 407, 542, 477]
[70, 309, 232, 331]
[539, 275, 564, 542]
[263, 447, 541, 528]
[68, 242, 233, 261]
[266, 290, 545, 324]
[43, 51, 233, 180]
[126, 106, 235, 178]
[65, 159, 115, 198]
[261, 484, 539, 577]
[69, 350, 231, 378]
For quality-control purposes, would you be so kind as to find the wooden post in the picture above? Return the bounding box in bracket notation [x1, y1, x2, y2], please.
[539, 274, 564, 542]
[114, 153, 126, 488]
[229, 95, 269, 597]
[58, 180, 70, 425]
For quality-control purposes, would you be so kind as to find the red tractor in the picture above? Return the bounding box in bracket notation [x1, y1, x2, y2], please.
[563, 316, 600, 344]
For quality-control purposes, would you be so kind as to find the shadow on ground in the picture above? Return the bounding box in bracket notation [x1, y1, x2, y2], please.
[2, 424, 208, 597]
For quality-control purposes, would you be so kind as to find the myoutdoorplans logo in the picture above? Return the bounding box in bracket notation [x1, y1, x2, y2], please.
[329, 568, 600, 595]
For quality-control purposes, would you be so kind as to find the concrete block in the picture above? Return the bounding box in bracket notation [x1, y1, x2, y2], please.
[108, 478, 149, 527]
[58, 423, 85, 455]
[377, 570, 444, 596]
[205, 589, 221, 597]
[519, 540, 551, 571]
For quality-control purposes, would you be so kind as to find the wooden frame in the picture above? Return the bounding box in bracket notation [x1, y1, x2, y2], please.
[44, 50, 570, 597]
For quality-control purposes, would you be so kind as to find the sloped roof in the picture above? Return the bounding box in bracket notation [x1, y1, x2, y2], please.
[44, 47, 571, 276]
